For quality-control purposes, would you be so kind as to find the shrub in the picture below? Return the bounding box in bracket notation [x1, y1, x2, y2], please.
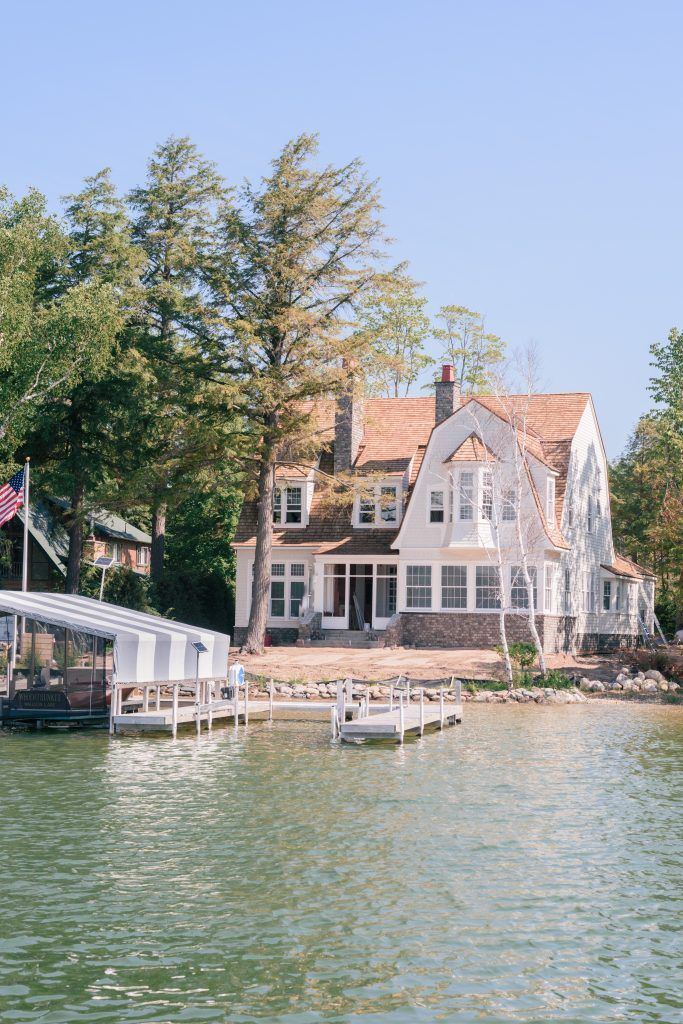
[541, 668, 574, 689]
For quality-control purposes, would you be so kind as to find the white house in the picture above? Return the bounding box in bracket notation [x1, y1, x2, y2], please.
[232, 367, 655, 652]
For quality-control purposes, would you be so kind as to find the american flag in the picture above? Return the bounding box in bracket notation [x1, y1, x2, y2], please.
[0, 467, 25, 528]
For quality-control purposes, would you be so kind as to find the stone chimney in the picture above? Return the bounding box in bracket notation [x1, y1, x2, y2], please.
[435, 364, 460, 424]
[334, 360, 364, 475]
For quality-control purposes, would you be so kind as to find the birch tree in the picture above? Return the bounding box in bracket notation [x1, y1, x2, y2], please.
[209, 134, 385, 653]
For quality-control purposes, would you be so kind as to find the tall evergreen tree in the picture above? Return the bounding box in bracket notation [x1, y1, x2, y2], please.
[209, 133, 384, 653]
[26, 169, 137, 592]
[127, 137, 227, 584]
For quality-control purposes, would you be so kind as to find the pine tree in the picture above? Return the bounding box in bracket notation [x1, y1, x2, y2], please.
[209, 134, 384, 653]
[127, 137, 228, 584]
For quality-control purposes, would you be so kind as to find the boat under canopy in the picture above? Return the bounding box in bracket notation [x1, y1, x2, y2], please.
[0, 591, 230, 726]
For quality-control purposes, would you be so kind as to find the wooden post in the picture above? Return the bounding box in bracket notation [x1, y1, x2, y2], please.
[345, 677, 353, 713]
[244, 679, 249, 726]
[439, 686, 444, 729]
[269, 678, 274, 721]
[207, 681, 213, 731]
[143, 685, 149, 713]
[406, 678, 411, 704]
[336, 680, 345, 725]
[155, 685, 161, 711]
[233, 682, 239, 728]
[330, 706, 337, 739]
[455, 676, 461, 704]
[172, 684, 178, 739]
[389, 684, 394, 711]
[419, 687, 424, 736]
[109, 681, 116, 735]
[399, 692, 405, 744]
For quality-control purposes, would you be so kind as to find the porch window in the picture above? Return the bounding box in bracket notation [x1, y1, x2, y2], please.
[476, 566, 501, 609]
[603, 580, 611, 611]
[459, 472, 474, 521]
[323, 563, 346, 619]
[429, 491, 444, 523]
[406, 565, 432, 608]
[502, 489, 516, 522]
[376, 564, 397, 618]
[510, 566, 537, 609]
[441, 565, 467, 609]
[481, 472, 493, 521]
[270, 580, 286, 617]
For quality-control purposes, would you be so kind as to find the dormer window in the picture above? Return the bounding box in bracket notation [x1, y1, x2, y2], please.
[355, 482, 401, 527]
[273, 485, 304, 526]
[429, 490, 445, 523]
[546, 478, 555, 526]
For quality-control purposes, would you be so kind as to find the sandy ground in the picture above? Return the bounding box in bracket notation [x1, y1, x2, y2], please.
[234, 645, 622, 682]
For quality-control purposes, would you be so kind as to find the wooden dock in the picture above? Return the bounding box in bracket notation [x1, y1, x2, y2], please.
[338, 691, 462, 743]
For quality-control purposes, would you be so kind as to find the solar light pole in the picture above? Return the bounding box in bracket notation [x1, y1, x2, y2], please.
[93, 556, 114, 601]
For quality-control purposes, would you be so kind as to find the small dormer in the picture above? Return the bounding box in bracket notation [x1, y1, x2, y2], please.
[353, 479, 402, 528]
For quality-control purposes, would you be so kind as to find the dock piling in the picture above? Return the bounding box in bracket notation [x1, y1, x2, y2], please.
[171, 684, 178, 739]
[419, 687, 424, 736]
[269, 678, 274, 721]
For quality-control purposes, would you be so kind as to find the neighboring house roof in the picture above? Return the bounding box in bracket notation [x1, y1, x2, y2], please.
[601, 554, 656, 580]
[17, 502, 68, 575]
[233, 392, 592, 554]
[48, 498, 152, 544]
[444, 432, 498, 463]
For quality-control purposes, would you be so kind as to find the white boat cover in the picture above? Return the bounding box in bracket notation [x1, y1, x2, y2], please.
[0, 591, 230, 684]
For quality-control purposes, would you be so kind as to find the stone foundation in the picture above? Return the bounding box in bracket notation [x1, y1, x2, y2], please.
[391, 613, 577, 653]
[232, 626, 299, 647]
[575, 632, 638, 653]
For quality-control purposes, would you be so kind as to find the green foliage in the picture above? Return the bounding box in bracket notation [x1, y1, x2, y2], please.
[355, 263, 434, 397]
[79, 563, 155, 612]
[541, 669, 573, 689]
[434, 305, 506, 393]
[505, 642, 537, 670]
[153, 488, 240, 633]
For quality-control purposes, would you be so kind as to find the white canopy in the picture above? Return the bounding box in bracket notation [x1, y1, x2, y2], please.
[0, 591, 230, 685]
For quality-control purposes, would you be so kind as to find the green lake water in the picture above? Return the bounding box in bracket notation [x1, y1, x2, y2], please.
[0, 703, 681, 1024]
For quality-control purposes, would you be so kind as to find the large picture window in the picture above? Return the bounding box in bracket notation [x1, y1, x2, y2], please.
[510, 566, 537, 609]
[406, 565, 432, 608]
[441, 565, 467, 609]
[476, 566, 501, 609]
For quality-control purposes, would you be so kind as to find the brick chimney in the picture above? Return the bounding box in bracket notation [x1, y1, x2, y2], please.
[435, 364, 460, 424]
[334, 360, 364, 474]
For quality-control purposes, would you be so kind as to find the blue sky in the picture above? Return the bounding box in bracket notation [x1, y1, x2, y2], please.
[3, 0, 680, 456]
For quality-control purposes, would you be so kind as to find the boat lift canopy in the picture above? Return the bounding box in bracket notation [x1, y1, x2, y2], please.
[0, 591, 230, 684]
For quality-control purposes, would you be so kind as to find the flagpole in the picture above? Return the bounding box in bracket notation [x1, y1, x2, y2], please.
[18, 457, 30, 656]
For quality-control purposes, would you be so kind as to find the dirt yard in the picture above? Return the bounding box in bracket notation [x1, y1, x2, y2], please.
[235, 645, 623, 683]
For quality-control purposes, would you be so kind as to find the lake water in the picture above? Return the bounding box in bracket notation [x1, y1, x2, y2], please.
[1, 704, 681, 1024]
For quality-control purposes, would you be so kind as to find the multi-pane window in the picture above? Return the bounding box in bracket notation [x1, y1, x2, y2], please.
[286, 486, 302, 523]
[429, 490, 444, 523]
[136, 544, 150, 567]
[459, 472, 474, 521]
[476, 565, 501, 609]
[481, 472, 493, 521]
[359, 493, 375, 524]
[502, 489, 516, 522]
[510, 565, 537, 609]
[380, 486, 397, 523]
[587, 496, 593, 533]
[615, 581, 622, 611]
[546, 478, 556, 525]
[564, 569, 571, 613]
[583, 572, 591, 612]
[441, 565, 467, 609]
[266, 562, 306, 618]
[105, 541, 122, 562]
[603, 580, 611, 611]
[544, 565, 554, 612]
[406, 565, 432, 608]
[273, 486, 304, 525]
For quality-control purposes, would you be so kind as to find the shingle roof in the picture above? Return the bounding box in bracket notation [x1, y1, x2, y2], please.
[444, 433, 498, 463]
[233, 392, 592, 554]
[602, 554, 656, 580]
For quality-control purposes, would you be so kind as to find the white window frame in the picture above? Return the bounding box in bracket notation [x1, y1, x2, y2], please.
[603, 579, 611, 612]
[252, 561, 308, 621]
[544, 564, 554, 613]
[429, 490, 445, 524]
[510, 565, 537, 610]
[502, 488, 517, 522]
[481, 471, 493, 521]
[476, 565, 501, 609]
[136, 544, 150, 567]
[458, 471, 474, 521]
[273, 484, 306, 527]
[355, 482, 401, 528]
[441, 565, 467, 610]
[546, 478, 556, 526]
[406, 565, 432, 609]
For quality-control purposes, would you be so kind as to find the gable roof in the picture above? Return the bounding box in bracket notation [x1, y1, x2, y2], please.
[444, 432, 498, 463]
[601, 554, 656, 580]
